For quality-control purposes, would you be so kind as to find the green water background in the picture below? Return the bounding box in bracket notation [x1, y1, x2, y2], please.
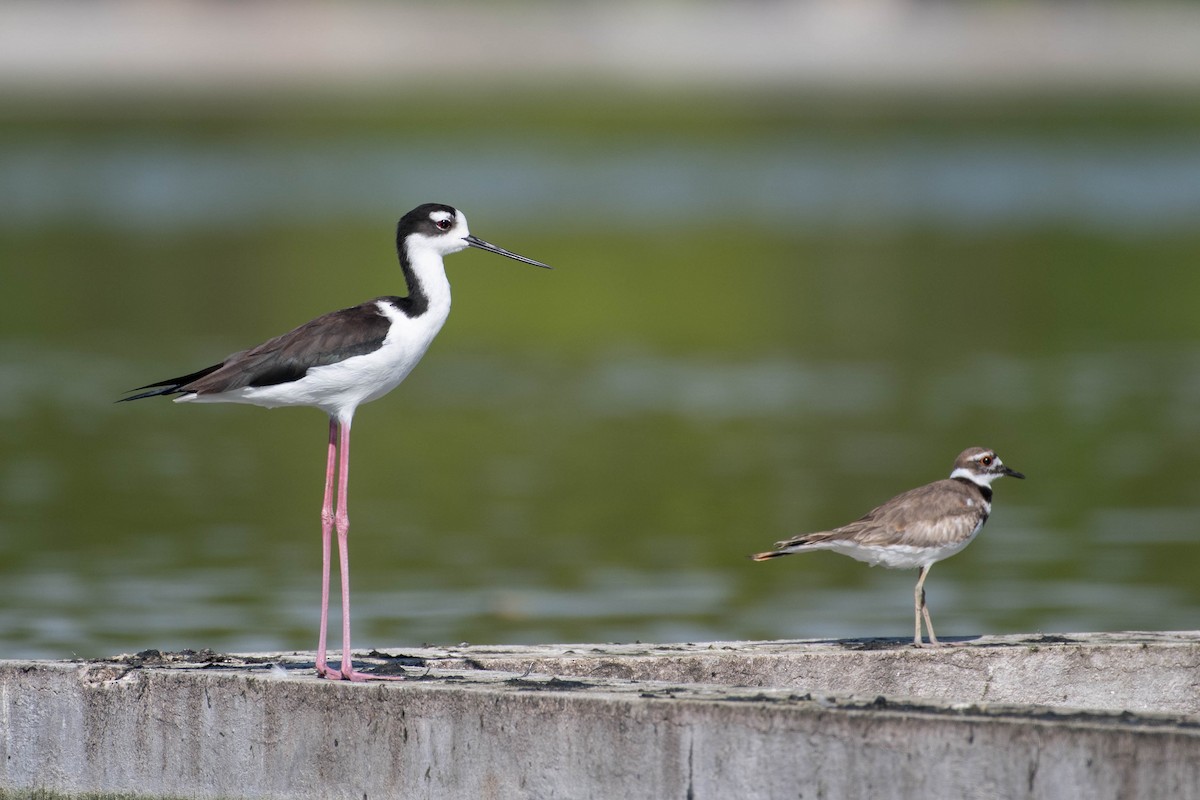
[2, 92, 1199, 657]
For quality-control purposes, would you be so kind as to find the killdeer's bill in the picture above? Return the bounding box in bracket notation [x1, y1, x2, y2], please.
[751, 447, 1024, 647]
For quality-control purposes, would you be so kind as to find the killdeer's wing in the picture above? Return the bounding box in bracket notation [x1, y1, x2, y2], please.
[820, 479, 986, 549]
[764, 479, 985, 552]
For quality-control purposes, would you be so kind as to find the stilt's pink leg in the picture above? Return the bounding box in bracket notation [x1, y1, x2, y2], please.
[333, 419, 363, 681]
[317, 416, 404, 682]
[315, 418, 338, 678]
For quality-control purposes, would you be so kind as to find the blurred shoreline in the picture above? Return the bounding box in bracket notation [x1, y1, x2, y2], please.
[2, 1, 1200, 99]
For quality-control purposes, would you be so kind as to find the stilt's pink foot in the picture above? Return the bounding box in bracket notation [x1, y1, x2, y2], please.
[317, 663, 405, 682]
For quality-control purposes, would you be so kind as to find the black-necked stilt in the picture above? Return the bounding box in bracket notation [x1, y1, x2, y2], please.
[123, 203, 551, 680]
[751, 447, 1024, 647]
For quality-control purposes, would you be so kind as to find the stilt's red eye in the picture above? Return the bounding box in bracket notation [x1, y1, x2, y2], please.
[435, 218, 452, 230]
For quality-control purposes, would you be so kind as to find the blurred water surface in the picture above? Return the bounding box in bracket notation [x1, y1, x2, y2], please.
[2, 97, 1199, 658]
[6, 133, 1200, 232]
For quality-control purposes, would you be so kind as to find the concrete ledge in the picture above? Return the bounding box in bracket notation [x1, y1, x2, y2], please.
[420, 630, 1200, 717]
[3, 632, 1199, 799]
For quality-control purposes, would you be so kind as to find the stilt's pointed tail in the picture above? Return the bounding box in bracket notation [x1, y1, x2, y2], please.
[118, 363, 223, 402]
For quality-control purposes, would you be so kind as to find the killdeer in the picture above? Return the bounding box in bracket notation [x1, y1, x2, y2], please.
[751, 446, 1024, 647]
[122, 203, 552, 681]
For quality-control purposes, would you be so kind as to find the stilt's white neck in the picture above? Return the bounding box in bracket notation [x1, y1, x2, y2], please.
[402, 243, 454, 321]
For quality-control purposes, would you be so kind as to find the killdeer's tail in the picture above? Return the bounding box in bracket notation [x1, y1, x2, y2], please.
[749, 549, 792, 562]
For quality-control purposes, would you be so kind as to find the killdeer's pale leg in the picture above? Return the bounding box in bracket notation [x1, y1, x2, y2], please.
[914, 565, 939, 647]
[751, 447, 1024, 647]
[122, 204, 552, 681]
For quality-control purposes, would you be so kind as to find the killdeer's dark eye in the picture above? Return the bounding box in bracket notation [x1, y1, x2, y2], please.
[435, 218, 452, 231]
[981, 456, 993, 466]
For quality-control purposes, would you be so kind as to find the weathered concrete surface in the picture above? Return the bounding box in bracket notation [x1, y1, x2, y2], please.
[1, 632, 1199, 800]
[421, 630, 1200, 717]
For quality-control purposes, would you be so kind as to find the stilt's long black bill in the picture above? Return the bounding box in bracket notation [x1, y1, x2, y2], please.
[464, 235, 552, 269]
